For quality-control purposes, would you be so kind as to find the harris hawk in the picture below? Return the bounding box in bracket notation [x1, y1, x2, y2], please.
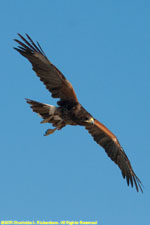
[14, 33, 143, 192]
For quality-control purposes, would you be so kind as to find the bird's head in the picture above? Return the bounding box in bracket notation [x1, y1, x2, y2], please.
[78, 105, 94, 125]
[85, 117, 95, 125]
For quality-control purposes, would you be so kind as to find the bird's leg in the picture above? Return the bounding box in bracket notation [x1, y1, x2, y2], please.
[56, 120, 65, 129]
[43, 120, 65, 136]
[40, 116, 53, 124]
[44, 128, 57, 136]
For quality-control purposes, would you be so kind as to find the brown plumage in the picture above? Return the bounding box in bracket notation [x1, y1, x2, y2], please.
[14, 33, 143, 192]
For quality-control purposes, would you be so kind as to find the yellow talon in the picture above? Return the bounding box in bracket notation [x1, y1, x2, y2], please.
[44, 128, 57, 136]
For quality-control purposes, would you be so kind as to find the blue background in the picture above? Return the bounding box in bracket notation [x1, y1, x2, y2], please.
[1, 0, 149, 224]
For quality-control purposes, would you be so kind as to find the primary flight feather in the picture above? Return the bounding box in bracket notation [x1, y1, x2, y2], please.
[14, 33, 143, 192]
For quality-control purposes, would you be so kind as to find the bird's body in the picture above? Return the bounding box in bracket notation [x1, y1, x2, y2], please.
[26, 99, 93, 133]
[14, 34, 143, 192]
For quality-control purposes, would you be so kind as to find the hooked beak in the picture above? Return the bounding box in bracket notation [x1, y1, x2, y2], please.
[85, 117, 94, 125]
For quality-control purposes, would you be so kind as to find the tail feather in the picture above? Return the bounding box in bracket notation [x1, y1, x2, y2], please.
[25, 99, 66, 131]
[25, 98, 57, 119]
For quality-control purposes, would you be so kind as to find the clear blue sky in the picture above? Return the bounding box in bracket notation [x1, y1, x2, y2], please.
[1, 0, 149, 224]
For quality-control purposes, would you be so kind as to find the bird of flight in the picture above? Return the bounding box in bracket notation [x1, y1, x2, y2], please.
[14, 33, 143, 192]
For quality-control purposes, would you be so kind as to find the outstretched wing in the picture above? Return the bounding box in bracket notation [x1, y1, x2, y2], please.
[14, 34, 78, 105]
[85, 119, 143, 192]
